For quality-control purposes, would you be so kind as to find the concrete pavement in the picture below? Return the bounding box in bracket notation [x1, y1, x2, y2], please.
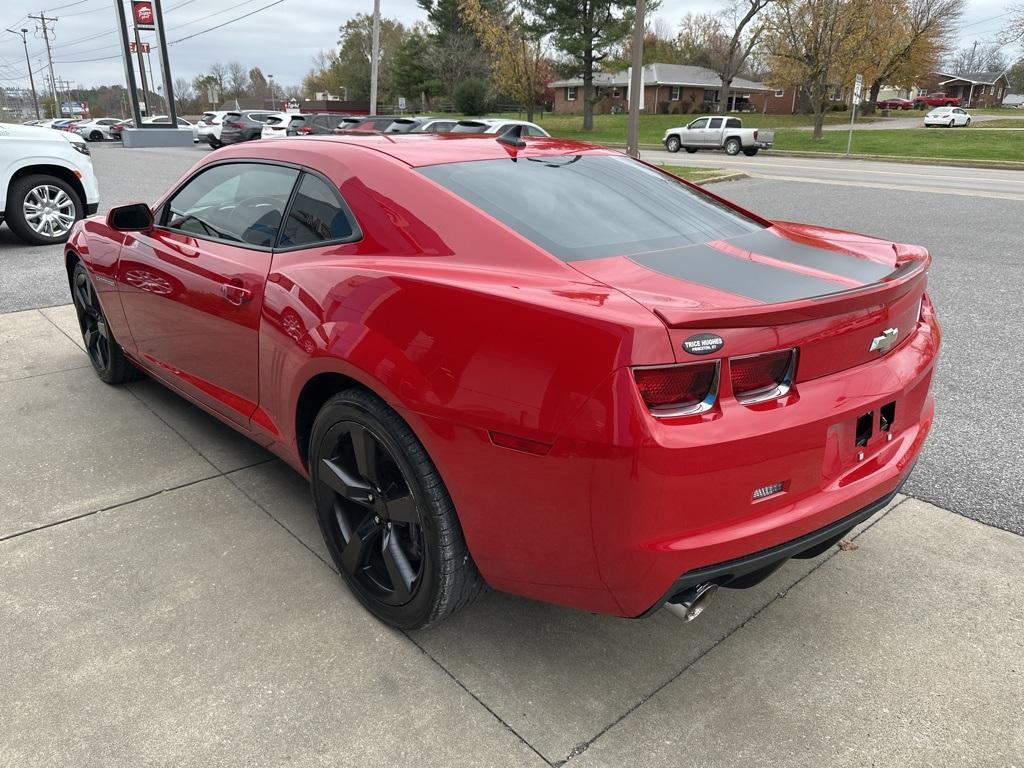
[808, 112, 1024, 131]
[1, 307, 1022, 767]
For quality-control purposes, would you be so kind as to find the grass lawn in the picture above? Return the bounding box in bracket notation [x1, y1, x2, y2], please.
[659, 166, 735, 184]
[524, 112, 878, 145]
[772, 128, 1024, 162]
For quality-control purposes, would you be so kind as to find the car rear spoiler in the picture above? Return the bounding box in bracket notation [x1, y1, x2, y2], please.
[653, 258, 929, 328]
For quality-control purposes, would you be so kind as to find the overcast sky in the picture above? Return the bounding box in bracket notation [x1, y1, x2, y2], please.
[0, 0, 1016, 92]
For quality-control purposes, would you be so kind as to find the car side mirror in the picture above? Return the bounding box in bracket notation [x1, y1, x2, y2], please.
[108, 202, 153, 232]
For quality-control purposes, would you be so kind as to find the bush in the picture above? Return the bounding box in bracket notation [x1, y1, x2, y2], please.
[454, 78, 489, 116]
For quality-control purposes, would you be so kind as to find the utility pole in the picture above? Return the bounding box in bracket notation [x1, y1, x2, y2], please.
[369, 0, 380, 116]
[28, 12, 60, 118]
[6, 29, 40, 119]
[626, 0, 647, 159]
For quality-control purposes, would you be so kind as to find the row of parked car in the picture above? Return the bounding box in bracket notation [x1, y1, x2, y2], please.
[194, 110, 550, 148]
[22, 115, 200, 142]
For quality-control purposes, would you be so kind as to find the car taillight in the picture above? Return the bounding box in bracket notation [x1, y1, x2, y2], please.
[730, 349, 796, 404]
[227, 121, 244, 129]
[633, 361, 719, 417]
[298, 126, 312, 134]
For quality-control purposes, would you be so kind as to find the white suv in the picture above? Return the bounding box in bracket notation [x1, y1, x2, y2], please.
[0, 122, 99, 245]
[197, 111, 230, 148]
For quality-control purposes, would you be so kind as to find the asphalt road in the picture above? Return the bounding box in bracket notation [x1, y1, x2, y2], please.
[642, 150, 1024, 200]
[1, 141, 1021, 534]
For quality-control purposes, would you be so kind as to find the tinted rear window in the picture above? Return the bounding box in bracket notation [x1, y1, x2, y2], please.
[451, 122, 488, 133]
[420, 155, 762, 262]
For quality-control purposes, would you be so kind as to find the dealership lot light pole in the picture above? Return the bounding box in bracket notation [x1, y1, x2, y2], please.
[369, 0, 380, 116]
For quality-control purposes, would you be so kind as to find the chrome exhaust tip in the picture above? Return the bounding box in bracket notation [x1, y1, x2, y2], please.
[664, 582, 718, 622]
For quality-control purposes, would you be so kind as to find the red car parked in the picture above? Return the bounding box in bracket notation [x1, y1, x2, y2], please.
[65, 134, 940, 629]
[876, 97, 915, 110]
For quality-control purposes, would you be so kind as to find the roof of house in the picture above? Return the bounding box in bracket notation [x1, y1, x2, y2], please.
[936, 70, 1008, 85]
[549, 64, 771, 93]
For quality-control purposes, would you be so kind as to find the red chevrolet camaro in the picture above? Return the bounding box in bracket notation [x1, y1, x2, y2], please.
[65, 133, 939, 629]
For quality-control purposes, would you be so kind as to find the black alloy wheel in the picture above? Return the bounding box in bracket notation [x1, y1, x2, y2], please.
[319, 420, 425, 606]
[310, 389, 484, 629]
[70, 262, 141, 384]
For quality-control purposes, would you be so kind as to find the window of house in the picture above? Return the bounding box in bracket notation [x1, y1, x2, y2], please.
[774, 89, 784, 98]
[670, 86, 681, 101]
[703, 89, 719, 103]
[611, 88, 621, 98]
[567, 86, 577, 101]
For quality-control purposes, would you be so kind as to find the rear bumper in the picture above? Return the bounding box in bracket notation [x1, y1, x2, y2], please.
[638, 481, 904, 616]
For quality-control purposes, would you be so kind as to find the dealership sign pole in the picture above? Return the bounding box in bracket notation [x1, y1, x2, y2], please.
[114, 0, 144, 127]
[151, 0, 178, 124]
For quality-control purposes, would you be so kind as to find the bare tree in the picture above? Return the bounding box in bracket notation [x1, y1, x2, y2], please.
[226, 61, 249, 98]
[944, 41, 1009, 73]
[173, 76, 194, 111]
[208, 62, 228, 95]
[711, 0, 775, 113]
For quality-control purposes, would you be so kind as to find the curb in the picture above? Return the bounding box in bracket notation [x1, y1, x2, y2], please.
[695, 171, 748, 185]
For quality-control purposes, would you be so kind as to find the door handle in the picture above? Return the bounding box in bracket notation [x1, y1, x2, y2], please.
[221, 281, 252, 305]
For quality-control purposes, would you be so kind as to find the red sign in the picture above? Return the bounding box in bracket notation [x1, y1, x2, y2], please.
[129, 41, 151, 53]
[132, 0, 155, 29]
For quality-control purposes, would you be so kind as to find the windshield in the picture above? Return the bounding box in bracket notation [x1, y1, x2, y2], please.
[420, 154, 762, 262]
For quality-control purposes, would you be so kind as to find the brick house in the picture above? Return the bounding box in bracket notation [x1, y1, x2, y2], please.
[549, 64, 793, 115]
[917, 71, 1010, 108]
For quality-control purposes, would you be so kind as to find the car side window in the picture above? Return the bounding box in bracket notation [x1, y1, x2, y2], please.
[278, 172, 360, 248]
[708, 118, 723, 129]
[525, 125, 547, 136]
[689, 118, 709, 129]
[163, 163, 299, 248]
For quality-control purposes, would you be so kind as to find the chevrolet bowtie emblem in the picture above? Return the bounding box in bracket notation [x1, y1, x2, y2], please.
[869, 327, 899, 353]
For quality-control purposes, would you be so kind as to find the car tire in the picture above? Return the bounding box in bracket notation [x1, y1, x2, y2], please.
[89, 130, 103, 141]
[685, 147, 699, 154]
[965, 118, 971, 127]
[948, 119, 954, 128]
[70, 262, 143, 385]
[743, 148, 759, 156]
[5, 174, 83, 245]
[309, 388, 485, 630]
[724, 138, 741, 155]
[665, 135, 681, 153]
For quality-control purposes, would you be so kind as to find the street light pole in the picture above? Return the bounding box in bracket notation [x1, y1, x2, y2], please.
[268, 74, 275, 109]
[626, 0, 646, 159]
[6, 28, 40, 119]
[369, 0, 380, 116]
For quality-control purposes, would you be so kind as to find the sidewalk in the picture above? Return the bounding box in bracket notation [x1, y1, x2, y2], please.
[2, 306, 1021, 767]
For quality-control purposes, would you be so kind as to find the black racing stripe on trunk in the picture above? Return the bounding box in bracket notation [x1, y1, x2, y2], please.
[629, 244, 850, 304]
[732, 229, 894, 283]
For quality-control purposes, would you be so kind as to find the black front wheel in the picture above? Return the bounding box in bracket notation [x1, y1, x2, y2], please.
[310, 388, 484, 629]
[70, 262, 142, 384]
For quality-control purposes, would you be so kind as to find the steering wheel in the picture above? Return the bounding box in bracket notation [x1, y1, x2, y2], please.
[225, 195, 285, 241]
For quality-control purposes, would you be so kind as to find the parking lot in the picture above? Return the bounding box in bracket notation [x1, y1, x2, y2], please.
[2, 142, 1022, 766]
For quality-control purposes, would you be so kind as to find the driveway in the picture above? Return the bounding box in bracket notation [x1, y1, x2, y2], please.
[1, 142, 1022, 766]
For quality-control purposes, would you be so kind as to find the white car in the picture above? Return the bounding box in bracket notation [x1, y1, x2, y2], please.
[260, 112, 299, 139]
[143, 115, 199, 142]
[924, 107, 971, 127]
[449, 118, 551, 136]
[196, 110, 230, 148]
[410, 117, 460, 133]
[74, 117, 124, 142]
[0, 122, 99, 245]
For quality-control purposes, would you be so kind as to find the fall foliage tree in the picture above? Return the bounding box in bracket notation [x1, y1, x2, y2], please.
[764, 0, 875, 138]
[859, 0, 963, 114]
[460, 0, 549, 119]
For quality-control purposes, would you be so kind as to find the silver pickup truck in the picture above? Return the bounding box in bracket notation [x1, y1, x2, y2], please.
[662, 116, 773, 156]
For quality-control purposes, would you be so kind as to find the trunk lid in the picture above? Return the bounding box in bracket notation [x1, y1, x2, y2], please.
[570, 222, 929, 379]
